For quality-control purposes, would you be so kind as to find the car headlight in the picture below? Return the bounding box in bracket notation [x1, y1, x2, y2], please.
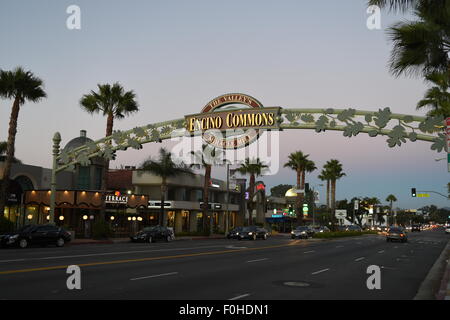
[301, 231, 306, 234]
[248, 232, 253, 235]
[9, 234, 19, 240]
[291, 231, 294, 234]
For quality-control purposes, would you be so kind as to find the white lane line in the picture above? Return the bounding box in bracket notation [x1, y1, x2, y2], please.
[303, 250, 315, 254]
[229, 293, 251, 300]
[130, 272, 178, 281]
[335, 245, 344, 248]
[0, 259, 26, 263]
[311, 268, 330, 275]
[378, 250, 385, 254]
[246, 258, 268, 263]
[0, 245, 227, 264]
[355, 257, 365, 262]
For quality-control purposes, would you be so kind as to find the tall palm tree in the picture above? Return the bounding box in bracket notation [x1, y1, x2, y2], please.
[0, 141, 21, 163]
[190, 146, 223, 233]
[369, 0, 450, 78]
[284, 151, 317, 225]
[318, 168, 333, 209]
[0, 67, 46, 216]
[417, 72, 450, 117]
[237, 158, 268, 225]
[80, 83, 139, 219]
[324, 160, 346, 211]
[138, 148, 192, 226]
[386, 194, 398, 225]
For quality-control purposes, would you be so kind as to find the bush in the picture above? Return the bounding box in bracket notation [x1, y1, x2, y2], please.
[313, 230, 377, 239]
[0, 216, 14, 233]
[92, 220, 112, 239]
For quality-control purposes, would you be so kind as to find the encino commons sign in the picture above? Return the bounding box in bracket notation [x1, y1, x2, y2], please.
[185, 93, 281, 149]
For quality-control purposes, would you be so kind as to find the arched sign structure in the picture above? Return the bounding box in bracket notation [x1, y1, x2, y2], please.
[48, 93, 447, 223]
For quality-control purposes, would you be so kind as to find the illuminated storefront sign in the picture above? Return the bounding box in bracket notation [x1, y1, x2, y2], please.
[105, 191, 128, 204]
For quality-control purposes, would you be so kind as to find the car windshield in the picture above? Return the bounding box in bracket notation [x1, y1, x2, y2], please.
[295, 227, 308, 231]
[142, 227, 159, 232]
[16, 225, 36, 233]
[242, 227, 257, 232]
[389, 228, 403, 233]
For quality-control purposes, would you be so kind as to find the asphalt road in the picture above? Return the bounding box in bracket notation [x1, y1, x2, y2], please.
[0, 229, 448, 300]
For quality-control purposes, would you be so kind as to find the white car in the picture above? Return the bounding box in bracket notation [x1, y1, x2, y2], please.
[445, 226, 450, 234]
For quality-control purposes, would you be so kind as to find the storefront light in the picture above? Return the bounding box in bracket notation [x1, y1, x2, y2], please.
[127, 217, 132, 221]
[46, 215, 50, 220]
[59, 216, 64, 221]
[83, 215, 88, 220]
[127, 190, 132, 195]
[137, 217, 143, 221]
[110, 216, 115, 221]
[132, 217, 136, 221]
[27, 214, 33, 220]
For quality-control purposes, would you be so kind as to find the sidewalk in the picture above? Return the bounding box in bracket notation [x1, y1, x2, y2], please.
[436, 241, 450, 300]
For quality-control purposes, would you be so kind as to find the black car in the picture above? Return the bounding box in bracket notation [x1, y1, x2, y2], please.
[130, 226, 174, 243]
[0, 225, 71, 248]
[237, 226, 269, 240]
[227, 227, 243, 239]
[411, 224, 421, 232]
[291, 226, 315, 239]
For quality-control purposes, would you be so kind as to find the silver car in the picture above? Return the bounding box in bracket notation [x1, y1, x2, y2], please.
[386, 227, 408, 243]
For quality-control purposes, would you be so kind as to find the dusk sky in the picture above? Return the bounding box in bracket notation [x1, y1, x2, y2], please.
[1, 0, 448, 209]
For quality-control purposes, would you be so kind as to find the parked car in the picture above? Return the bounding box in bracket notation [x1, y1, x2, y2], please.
[227, 227, 243, 239]
[313, 226, 330, 233]
[291, 226, 314, 239]
[445, 226, 450, 234]
[386, 227, 408, 243]
[411, 224, 421, 232]
[130, 225, 174, 243]
[344, 225, 362, 232]
[0, 224, 71, 248]
[237, 226, 269, 240]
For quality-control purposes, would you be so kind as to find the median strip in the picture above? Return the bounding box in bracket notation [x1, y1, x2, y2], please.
[0, 243, 290, 275]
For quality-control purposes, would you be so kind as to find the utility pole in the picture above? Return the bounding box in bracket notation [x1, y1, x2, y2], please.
[225, 163, 230, 234]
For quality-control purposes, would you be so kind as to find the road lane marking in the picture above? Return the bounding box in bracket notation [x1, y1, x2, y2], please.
[303, 251, 315, 254]
[246, 258, 268, 263]
[0, 245, 232, 264]
[130, 272, 178, 281]
[378, 250, 385, 254]
[335, 245, 344, 248]
[0, 243, 291, 275]
[354, 257, 365, 262]
[311, 268, 330, 275]
[229, 293, 250, 300]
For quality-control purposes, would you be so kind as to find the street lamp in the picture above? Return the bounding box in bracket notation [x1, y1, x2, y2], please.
[311, 184, 323, 227]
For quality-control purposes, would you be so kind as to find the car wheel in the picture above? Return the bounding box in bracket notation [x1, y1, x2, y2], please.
[166, 235, 171, 242]
[56, 238, 65, 247]
[263, 234, 267, 240]
[19, 239, 28, 249]
[148, 236, 153, 243]
[252, 234, 257, 241]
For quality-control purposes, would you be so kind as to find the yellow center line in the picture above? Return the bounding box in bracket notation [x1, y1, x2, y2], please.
[0, 243, 293, 275]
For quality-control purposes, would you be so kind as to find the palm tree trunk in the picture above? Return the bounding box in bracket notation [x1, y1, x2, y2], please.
[203, 165, 211, 233]
[248, 174, 255, 225]
[100, 113, 114, 221]
[0, 97, 21, 217]
[296, 169, 301, 226]
[331, 180, 336, 210]
[160, 177, 167, 226]
[326, 180, 330, 209]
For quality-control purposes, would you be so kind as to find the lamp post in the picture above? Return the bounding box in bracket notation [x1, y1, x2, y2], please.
[225, 163, 230, 235]
[49, 132, 61, 226]
[311, 184, 323, 227]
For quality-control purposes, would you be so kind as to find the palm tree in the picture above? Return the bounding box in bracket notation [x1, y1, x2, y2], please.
[0, 67, 46, 216]
[318, 168, 333, 209]
[237, 158, 268, 225]
[80, 83, 139, 219]
[386, 194, 398, 226]
[190, 146, 223, 233]
[138, 148, 192, 226]
[324, 160, 346, 211]
[417, 72, 450, 117]
[0, 141, 21, 163]
[284, 151, 317, 225]
[369, 0, 449, 78]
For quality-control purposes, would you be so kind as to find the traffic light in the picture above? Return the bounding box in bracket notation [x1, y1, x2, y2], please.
[411, 188, 417, 198]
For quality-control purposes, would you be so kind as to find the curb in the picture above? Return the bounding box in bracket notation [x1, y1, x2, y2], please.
[414, 238, 450, 300]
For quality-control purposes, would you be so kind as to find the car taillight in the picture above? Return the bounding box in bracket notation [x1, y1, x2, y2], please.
[400, 234, 404, 237]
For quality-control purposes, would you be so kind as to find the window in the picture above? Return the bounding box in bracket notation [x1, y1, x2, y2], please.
[77, 166, 90, 190]
[94, 167, 102, 190]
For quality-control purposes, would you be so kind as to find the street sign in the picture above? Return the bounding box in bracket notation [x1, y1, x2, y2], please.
[354, 200, 359, 210]
[417, 193, 430, 198]
[335, 209, 347, 218]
